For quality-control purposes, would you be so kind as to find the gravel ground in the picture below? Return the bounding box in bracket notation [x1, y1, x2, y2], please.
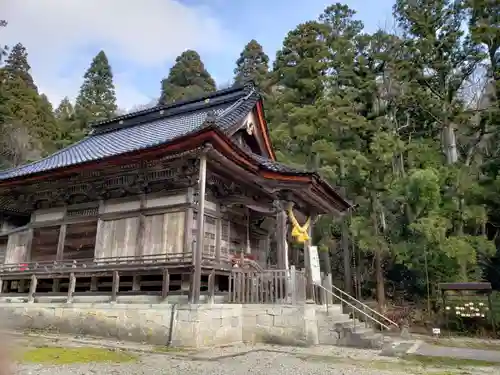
[14, 344, 500, 375]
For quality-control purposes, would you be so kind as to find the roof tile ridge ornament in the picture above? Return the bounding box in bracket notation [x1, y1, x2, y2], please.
[202, 110, 218, 128]
[243, 79, 256, 94]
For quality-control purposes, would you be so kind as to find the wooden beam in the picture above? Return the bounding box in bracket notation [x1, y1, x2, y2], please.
[67, 272, 76, 303]
[111, 270, 120, 302]
[28, 274, 37, 303]
[161, 269, 170, 300]
[193, 154, 207, 303]
[56, 224, 67, 261]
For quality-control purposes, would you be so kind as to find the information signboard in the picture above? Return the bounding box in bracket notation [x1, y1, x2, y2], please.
[309, 245, 321, 284]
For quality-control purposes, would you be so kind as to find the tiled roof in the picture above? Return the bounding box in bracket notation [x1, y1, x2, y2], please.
[248, 153, 309, 175]
[0, 85, 263, 181]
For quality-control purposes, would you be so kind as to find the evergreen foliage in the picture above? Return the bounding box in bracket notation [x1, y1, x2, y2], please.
[234, 39, 270, 90]
[159, 50, 216, 104]
[75, 50, 117, 130]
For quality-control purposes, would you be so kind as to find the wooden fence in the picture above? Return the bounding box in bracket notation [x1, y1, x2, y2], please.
[228, 268, 306, 304]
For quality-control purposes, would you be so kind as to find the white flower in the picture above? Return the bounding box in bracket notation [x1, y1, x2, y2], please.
[479, 303, 484, 307]
[481, 314, 485, 318]
[446, 306, 451, 310]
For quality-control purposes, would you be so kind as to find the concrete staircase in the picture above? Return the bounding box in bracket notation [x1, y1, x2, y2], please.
[316, 304, 394, 349]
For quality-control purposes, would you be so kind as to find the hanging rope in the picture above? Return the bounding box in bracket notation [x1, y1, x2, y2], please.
[286, 203, 311, 243]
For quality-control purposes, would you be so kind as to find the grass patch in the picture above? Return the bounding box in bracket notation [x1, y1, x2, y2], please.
[153, 346, 187, 353]
[425, 338, 500, 352]
[20, 347, 138, 365]
[402, 354, 499, 368]
[296, 353, 498, 373]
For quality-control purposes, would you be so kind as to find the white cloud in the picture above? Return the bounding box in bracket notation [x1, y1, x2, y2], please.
[1, 0, 230, 110]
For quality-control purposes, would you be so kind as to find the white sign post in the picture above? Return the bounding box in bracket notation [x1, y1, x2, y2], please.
[308, 245, 321, 285]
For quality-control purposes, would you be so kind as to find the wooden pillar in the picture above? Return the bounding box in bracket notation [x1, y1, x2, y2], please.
[136, 193, 146, 258]
[304, 214, 315, 302]
[28, 274, 37, 303]
[215, 206, 221, 263]
[111, 270, 120, 302]
[56, 224, 67, 261]
[276, 209, 287, 269]
[192, 154, 207, 303]
[0, 278, 3, 294]
[132, 275, 141, 292]
[52, 276, 60, 293]
[207, 269, 215, 304]
[184, 187, 195, 259]
[67, 272, 76, 303]
[90, 277, 98, 292]
[17, 279, 26, 293]
[161, 269, 170, 300]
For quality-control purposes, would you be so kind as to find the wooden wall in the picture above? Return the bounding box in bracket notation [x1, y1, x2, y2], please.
[222, 206, 271, 265]
[95, 192, 188, 260]
[64, 221, 98, 260]
[31, 226, 59, 262]
[95, 217, 139, 259]
[143, 212, 185, 258]
[4, 230, 30, 264]
[2, 188, 273, 266]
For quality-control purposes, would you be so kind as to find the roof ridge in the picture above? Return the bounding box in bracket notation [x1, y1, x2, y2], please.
[216, 88, 255, 120]
[91, 84, 249, 129]
[91, 90, 248, 136]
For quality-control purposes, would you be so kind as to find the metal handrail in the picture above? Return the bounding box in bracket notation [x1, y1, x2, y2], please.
[325, 283, 399, 328]
[315, 283, 395, 331]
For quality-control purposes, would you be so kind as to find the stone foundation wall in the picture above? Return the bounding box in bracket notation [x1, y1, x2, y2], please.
[0, 303, 319, 348]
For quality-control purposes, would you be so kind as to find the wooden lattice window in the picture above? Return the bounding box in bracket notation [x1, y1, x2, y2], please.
[204, 216, 216, 258]
[66, 207, 98, 218]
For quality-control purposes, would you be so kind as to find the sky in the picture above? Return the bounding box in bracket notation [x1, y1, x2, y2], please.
[1, 0, 395, 111]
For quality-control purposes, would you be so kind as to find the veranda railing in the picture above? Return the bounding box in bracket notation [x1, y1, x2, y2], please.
[228, 267, 306, 304]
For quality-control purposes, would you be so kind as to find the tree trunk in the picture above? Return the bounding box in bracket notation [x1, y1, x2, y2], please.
[443, 124, 458, 164]
[375, 250, 386, 312]
[372, 199, 386, 312]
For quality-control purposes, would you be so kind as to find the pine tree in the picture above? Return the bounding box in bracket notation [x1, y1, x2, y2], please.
[54, 97, 74, 120]
[159, 50, 216, 105]
[75, 50, 117, 127]
[54, 97, 83, 149]
[0, 45, 59, 160]
[4, 43, 37, 91]
[234, 40, 270, 90]
[0, 20, 7, 63]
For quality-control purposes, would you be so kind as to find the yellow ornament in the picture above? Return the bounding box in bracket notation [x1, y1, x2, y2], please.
[287, 206, 310, 243]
